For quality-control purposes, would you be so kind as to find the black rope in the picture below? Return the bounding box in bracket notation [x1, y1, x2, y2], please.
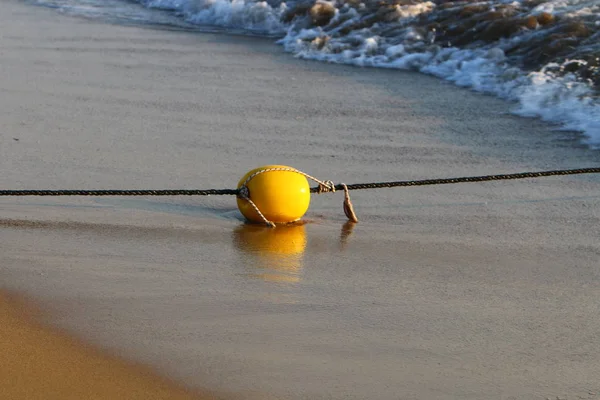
[1, 167, 599, 197]
[0, 189, 238, 196]
[310, 167, 600, 193]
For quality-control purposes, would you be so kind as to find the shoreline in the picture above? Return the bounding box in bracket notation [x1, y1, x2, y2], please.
[2, 0, 600, 398]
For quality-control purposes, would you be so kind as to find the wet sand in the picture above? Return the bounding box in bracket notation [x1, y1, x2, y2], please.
[2, 0, 600, 399]
[0, 292, 216, 400]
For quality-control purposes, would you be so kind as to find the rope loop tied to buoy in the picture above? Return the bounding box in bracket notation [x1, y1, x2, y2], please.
[236, 184, 276, 228]
[237, 166, 356, 227]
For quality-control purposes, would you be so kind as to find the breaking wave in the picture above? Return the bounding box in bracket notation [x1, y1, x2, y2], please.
[30, 0, 600, 145]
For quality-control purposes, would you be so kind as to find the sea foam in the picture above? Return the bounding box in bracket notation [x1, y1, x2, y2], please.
[31, 0, 600, 145]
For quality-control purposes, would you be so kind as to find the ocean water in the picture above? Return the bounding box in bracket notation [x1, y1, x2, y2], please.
[28, 0, 600, 145]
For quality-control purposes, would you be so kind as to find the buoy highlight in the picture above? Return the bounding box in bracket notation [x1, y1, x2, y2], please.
[237, 165, 310, 224]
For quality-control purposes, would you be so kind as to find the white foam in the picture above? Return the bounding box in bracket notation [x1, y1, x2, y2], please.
[291, 40, 600, 143]
[395, 2, 435, 18]
[142, 0, 287, 33]
[33, 0, 600, 145]
[515, 70, 600, 145]
[278, 0, 600, 145]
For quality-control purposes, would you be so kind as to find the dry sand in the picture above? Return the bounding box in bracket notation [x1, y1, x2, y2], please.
[2, 0, 600, 399]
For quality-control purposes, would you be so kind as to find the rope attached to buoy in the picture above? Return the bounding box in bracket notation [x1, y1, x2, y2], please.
[0, 189, 239, 196]
[236, 166, 355, 226]
[237, 185, 276, 228]
[2, 167, 600, 227]
[238, 166, 336, 193]
[308, 167, 600, 192]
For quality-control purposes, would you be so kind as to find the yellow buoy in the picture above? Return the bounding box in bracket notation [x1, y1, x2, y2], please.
[237, 165, 310, 224]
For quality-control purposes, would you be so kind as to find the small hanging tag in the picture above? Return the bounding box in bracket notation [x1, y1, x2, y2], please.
[341, 183, 358, 223]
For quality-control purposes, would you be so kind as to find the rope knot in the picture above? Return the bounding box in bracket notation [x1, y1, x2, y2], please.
[237, 185, 250, 200]
[318, 180, 336, 193]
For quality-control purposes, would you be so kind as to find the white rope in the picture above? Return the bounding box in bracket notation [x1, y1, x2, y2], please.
[237, 185, 276, 228]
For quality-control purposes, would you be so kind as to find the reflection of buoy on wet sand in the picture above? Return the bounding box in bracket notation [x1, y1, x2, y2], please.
[237, 165, 310, 225]
[233, 224, 307, 282]
[234, 223, 307, 258]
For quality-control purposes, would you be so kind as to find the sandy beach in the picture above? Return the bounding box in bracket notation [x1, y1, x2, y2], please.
[2, 0, 600, 398]
[0, 292, 216, 399]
